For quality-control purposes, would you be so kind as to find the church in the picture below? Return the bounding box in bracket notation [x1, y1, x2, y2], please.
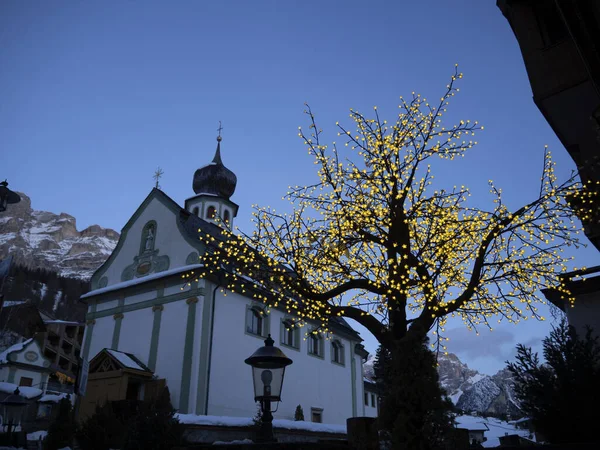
[78, 135, 370, 424]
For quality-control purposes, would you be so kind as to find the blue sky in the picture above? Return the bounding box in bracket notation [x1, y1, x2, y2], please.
[2, 0, 598, 374]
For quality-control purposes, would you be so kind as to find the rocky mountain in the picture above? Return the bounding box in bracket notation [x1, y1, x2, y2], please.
[440, 353, 522, 418]
[364, 350, 523, 419]
[0, 193, 119, 279]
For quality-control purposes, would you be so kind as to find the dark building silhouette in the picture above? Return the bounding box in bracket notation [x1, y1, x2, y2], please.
[498, 0, 600, 247]
[498, 0, 600, 334]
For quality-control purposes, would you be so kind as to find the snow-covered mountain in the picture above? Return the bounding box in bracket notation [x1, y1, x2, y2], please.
[363, 350, 522, 418]
[0, 192, 119, 279]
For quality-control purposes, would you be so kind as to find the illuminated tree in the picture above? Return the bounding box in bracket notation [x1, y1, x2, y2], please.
[186, 66, 595, 385]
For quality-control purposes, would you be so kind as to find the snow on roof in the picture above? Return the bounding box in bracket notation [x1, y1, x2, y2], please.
[0, 381, 43, 399]
[0, 338, 33, 364]
[454, 415, 534, 448]
[455, 415, 489, 431]
[43, 320, 82, 326]
[1, 300, 26, 307]
[38, 393, 69, 403]
[175, 414, 347, 434]
[27, 430, 48, 441]
[106, 349, 147, 371]
[81, 264, 204, 299]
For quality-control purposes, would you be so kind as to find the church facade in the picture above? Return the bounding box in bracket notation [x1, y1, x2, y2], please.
[79, 138, 370, 424]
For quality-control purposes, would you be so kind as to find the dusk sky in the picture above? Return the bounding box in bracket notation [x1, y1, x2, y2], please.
[2, 0, 598, 374]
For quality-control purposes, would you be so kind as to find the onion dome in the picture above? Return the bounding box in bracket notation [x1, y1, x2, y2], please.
[192, 136, 237, 199]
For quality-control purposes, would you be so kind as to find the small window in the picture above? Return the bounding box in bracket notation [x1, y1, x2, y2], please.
[223, 210, 230, 224]
[331, 340, 344, 365]
[193, 207, 199, 216]
[206, 206, 216, 219]
[246, 306, 265, 336]
[311, 408, 323, 423]
[19, 377, 33, 387]
[371, 394, 376, 407]
[281, 319, 299, 349]
[308, 333, 323, 357]
[364, 392, 369, 406]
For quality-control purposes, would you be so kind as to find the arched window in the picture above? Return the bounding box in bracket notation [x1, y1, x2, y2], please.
[206, 206, 216, 219]
[223, 210, 230, 224]
[192, 207, 199, 216]
[246, 306, 264, 336]
[331, 340, 344, 365]
[308, 332, 323, 357]
[282, 320, 297, 348]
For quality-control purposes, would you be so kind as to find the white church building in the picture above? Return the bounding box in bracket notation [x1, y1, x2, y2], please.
[79, 136, 370, 424]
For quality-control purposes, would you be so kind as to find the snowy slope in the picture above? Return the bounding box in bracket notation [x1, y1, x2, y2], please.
[0, 192, 118, 279]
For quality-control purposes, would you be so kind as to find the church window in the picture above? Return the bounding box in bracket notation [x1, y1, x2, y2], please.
[246, 306, 266, 337]
[193, 207, 199, 216]
[364, 392, 369, 406]
[223, 210, 230, 224]
[281, 319, 299, 349]
[331, 339, 344, 365]
[307, 332, 323, 358]
[206, 206, 216, 219]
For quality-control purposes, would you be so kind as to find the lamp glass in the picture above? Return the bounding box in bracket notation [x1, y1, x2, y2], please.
[251, 366, 285, 401]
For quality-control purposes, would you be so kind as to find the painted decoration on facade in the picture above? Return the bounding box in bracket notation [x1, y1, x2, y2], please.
[24, 351, 39, 362]
[121, 220, 170, 281]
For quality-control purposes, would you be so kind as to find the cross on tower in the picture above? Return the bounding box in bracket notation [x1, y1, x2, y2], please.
[217, 121, 223, 140]
[153, 167, 164, 189]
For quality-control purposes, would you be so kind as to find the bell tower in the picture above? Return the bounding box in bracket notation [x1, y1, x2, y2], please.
[185, 132, 238, 229]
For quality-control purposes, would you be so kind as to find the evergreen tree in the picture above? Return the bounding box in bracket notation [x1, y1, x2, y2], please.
[294, 404, 305, 421]
[378, 325, 454, 450]
[44, 397, 76, 450]
[373, 344, 392, 414]
[507, 320, 600, 444]
[76, 402, 127, 450]
[122, 387, 184, 450]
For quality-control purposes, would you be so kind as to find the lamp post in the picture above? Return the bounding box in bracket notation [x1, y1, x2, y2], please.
[245, 334, 293, 443]
[1, 387, 28, 444]
[0, 180, 21, 213]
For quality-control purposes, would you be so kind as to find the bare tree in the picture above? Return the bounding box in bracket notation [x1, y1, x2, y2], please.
[188, 67, 595, 363]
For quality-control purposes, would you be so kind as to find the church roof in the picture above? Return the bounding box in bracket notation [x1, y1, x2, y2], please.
[87, 188, 361, 341]
[90, 348, 152, 374]
[192, 138, 237, 199]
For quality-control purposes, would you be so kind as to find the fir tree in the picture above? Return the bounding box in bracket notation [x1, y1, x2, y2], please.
[373, 344, 392, 413]
[122, 387, 184, 450]
[294, 404, 305, 421]
[507, 320, 600, 444]
[44, 397, 75, 450]
[378, 325, 454, 450]
[76, 402, 126, 450]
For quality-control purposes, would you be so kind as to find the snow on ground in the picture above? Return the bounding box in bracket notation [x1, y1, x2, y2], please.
[455, 415, 533, 448]
[26, 430, 48, 441]
[176, 414, 347, 434]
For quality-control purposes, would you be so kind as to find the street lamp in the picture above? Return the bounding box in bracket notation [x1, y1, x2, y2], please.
[1, 387, 28, 443]
[245, 334, 293, 443]
[0, 180, 21, 213]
